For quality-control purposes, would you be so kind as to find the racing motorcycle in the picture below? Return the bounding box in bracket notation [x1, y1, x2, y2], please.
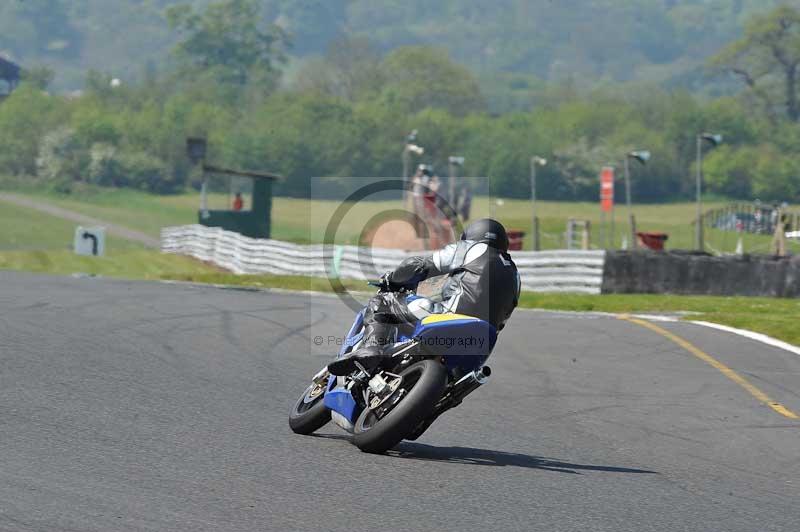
[288, 278, 496, 454]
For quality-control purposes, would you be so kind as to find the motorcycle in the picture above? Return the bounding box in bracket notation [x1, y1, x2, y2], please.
[288, 279, 496, 454]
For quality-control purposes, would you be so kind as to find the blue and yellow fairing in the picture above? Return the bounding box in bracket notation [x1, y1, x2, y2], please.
[413, 313, 497, 372]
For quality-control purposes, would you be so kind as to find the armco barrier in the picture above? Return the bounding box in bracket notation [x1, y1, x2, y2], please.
[602, 250, 800, 297]
[161, 225, 606, 294]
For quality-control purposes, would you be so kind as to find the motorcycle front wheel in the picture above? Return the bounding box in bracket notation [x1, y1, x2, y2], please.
[289, 379, 331, 435]
[353, 359, 447, 454]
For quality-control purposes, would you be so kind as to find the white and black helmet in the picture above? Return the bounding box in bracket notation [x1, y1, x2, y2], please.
[461, 218, 509, 252]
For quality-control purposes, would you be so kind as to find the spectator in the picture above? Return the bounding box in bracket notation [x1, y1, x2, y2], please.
[233, 192, 244, 211]
[412, 165, 432, 232]
[428, 173, 441, 194]
[426, 173, 442, 217]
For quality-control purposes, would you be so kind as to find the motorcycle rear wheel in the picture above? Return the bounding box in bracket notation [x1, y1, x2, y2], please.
[353, 359, 447, 454]
[289, 381, 331, 435]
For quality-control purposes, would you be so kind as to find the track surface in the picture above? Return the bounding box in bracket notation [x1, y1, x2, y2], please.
[1, 271, 798, 531]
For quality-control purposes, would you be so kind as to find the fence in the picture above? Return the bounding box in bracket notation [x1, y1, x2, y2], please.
[703, 202, 799, 236]
[161, 225, 606, 294]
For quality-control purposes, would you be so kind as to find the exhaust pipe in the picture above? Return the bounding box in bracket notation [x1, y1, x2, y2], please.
[408, 366, 492, 442]
[450, 366, 491, 402]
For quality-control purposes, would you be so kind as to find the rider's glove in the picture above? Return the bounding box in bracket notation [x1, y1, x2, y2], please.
[379, 272, 395, 292]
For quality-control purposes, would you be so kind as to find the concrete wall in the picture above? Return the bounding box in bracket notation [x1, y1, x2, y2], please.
[602, 251, 800, 297]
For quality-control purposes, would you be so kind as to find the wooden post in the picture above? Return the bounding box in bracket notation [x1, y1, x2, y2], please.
[599, 211, 606, 249]
[582, 221, 591, 250]
[772, 208, 787, 257]
[566, 218, 575, 250]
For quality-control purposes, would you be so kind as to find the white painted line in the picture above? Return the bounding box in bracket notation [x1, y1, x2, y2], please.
[516, 307, 618, 319]
[628, 314, 680, 323]
[520, 310, 800, 357]
[620, 313, 800, 357]
[689, 320, 800, 357]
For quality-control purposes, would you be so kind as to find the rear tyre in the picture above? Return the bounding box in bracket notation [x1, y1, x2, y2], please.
[289, 381, 331, 435]
[353, 359, 447, 454]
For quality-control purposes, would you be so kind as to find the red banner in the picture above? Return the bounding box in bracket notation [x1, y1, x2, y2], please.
[600, 166, 614, 213]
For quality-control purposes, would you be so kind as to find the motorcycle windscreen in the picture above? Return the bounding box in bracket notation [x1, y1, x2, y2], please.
[338, 308, 365, 358]
[413, 314, 497, 371]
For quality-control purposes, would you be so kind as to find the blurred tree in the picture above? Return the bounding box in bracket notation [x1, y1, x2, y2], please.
[0, 85, 62, 176]
[704, 143, 800, 202]
[273, 0, 348, 55]
[710, 5, 800, 122]
[21, 66, 55, 90]
[293, 37, 384, 101]
[750, 145, 800, 201]
[379, 46, 486, 115]
[326, 37, 385, 101]
[36, 127, 85, 189]
[166, 0, 288, 87]
[703, 145, 756, 199]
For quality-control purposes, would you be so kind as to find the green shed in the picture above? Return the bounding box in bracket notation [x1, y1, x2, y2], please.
[198, 165, 280, 239]
[187, 138, 281, 239]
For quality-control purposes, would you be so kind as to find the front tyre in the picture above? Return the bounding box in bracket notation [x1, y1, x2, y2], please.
[289, 380, 331, 435]
[353, 359, 447, 454]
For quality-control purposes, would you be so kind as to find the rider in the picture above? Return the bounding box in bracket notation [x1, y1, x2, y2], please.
[328, 218, 520, 376]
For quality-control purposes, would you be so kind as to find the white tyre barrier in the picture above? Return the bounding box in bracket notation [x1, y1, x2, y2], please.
[161, 225, 606, 294]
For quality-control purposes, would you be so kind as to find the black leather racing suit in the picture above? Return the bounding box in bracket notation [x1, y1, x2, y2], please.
[358, 240, 521, 353]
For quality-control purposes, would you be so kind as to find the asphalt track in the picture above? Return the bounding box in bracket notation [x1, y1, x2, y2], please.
[1, 271, 798, 532]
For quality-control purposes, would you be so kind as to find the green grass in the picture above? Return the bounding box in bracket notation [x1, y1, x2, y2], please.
[0, 199, 76, 250]
[0, 195, 219, 278]
[0, 249, 217, 278]
[8, 186, 798, 253]
[0, 197, 143, 251]
[4, 187, 422, 244]
[4, 188, 197, 239]
[164, 271, 371, 293]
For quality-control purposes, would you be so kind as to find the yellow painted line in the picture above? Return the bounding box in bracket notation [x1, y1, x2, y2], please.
[618, 315, 799, 420]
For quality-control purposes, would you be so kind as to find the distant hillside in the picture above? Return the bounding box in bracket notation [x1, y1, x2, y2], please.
[0, 0, 796, 96]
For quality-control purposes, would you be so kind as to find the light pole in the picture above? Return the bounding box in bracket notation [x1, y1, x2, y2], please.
[624, 150, 650, 248]
[448, 155, 464, 221]
[695, 133, 722, 251]
[187, 137, 208, 215]
[402, 130, 424, 204]
[530, 156, 547, 251]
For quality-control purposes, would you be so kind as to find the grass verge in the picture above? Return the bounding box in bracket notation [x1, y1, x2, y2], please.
[0, 250, 217, 279]
[0, 197, 144, 251]
[163, 271, 370, 293]
[8, 185, 798, 253]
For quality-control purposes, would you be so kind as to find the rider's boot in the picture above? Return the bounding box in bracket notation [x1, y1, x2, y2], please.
[327, 319, 394, 376]
[327, 345, 384, 376]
